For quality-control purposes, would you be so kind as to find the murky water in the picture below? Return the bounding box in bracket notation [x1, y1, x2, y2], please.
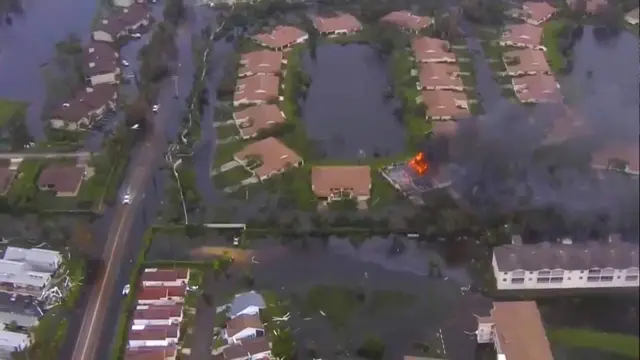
[301, 43, 406, 159]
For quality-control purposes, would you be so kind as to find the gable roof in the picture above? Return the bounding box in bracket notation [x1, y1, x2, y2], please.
[503, 48, 550, 74]
[223, 337, 271, 359]
[229, 291, 266, 318]
[233, 104, 286, 138]
[412, 37, 456, 62]
[234, 137, 303, 179]
[37, 165, 86, 194]
[380, 11, 432, 31]
[239, 50, 283, 76]
[421, 90, 470, 119]
[141, 268, 190, 283]
[418, 63, 464, 88]
[234, 74, 280, 104]
[311, 13, 362, 33]
[500, 23, 543, 47]
[252, 26, 308, 49]
[491, 301, 554, 360]
[225, 313, 263, 337]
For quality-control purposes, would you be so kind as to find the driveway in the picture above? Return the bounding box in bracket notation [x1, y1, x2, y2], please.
[188, 270, 218, 359]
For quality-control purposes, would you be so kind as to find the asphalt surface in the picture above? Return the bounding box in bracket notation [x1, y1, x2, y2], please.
[188, 271, 218, 359]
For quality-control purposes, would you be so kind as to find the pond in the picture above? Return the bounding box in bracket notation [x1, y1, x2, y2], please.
[148, 230, 492, 359]
[300, 43, 406, 160]
[560, 26, 640, 141]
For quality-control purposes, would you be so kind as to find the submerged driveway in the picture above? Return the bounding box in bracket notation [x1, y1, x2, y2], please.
[301, 43, 406, 160]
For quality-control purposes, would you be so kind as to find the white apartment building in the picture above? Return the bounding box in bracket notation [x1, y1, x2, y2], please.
[0, 247, 62, 297]
[493, 236, 639, 290]
[0, 328, 31, 359]
[476, 301, 554, 360]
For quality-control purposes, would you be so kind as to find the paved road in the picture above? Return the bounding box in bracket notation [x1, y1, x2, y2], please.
[189, 271, 218, 359]
[70, 134, 160, 360]
[0, 151, 92, 159]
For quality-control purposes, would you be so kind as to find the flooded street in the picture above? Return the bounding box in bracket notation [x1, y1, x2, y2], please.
[0, 0, 99, 139]
[301, 43, 406, 159]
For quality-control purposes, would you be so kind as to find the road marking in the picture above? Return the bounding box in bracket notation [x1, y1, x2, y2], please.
[74, 165, 147, 360]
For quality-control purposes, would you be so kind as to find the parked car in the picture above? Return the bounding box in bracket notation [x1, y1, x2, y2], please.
[152, 104, 159, 113]
[131, 33, 142, 39]
[121, 59, 130, 67]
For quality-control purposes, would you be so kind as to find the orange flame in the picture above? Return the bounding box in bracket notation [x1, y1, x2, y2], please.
[409, 152, 428, 175]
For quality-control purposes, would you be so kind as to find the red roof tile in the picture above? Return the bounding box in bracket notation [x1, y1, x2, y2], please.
[141, 268, 189, 283]
[136, 285, 187, 301]
[500, 24, 543, 47]
[239, 50, 283, 76]
[311, 166, 371, 198]
[252, 26, 308, 49]
[380, 11, 432, 31]
[312, 13, 362, 33]
[512, 74, 561, 103]
[134, 304, 184, 320]
[411, 37, 456, 62]
[129, 324, 179, 341]
[234, 137, 303, 179]
[233, 75, 280, 104]
[421, 90, 470, 119]
[234, 104, 286, 138]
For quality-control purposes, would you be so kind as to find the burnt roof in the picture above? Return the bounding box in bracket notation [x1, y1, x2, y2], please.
[37, 165, 86, 194]
[494, 239, 640, 271]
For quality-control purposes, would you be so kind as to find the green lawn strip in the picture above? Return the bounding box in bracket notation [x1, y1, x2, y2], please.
[0, 99, 28, 126]
[548, 328, 640, 358]
[215, 123, 240, 139]
[542, 19, 573, 73]
[213, 165, 252, 188]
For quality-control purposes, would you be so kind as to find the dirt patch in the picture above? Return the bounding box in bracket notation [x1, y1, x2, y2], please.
[190, 246, 255, 263]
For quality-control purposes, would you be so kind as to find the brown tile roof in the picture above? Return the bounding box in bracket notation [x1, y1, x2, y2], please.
[223, 337, 271, 359]
[134, 304, 184, 320]
[421, 90, 470, 119]
[234, 137, 303, 179]
[591, 141, 640, 173]
[94, 17, 126, 37]
[84, 42, 119, 64]
[137, 285, 187, 301]
[503, 49, 550, 74]
[311, 13, 362, 33]
[225, 314, 263, 337]
[52, 84, 118, 122]
[117, 3, 150, 27]
[411, 37, 456, 62]
[0, 168, 16, 195]
[253, 26, 308, 49]
[125, 345, 177, 360]
[500, 23, 543, 47]
[234, 104, 286, 138]
[141, 268, 190, 283]
[380, 11, 432, 31]
[128, 324, 179, 341]
[311, 166, 371, 198]
[521, 1, 558, 23]
[418, 63, 464, 89]
[512, 74, 561, 103]
[491, 301, 554, 360]
[37, 165, 86, 194]
[234, 74, 280, 104]
[239, 51, 283, 76]
[85, 56, 119, 76]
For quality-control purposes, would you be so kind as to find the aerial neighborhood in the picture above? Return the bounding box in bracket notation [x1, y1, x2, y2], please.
[0, 0, 638, 358]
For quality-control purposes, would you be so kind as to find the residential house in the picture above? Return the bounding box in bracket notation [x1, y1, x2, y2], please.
[412, 37, 456, 63]
[502, 49, 551, 76]
[311, 13, 362, 36]
[0, 292, 44, 328]
[0, 168, 16, 196]
[229, 291, 266, 319]
[128, 324, 179, 348]
[125, 345, 177, 360]
[252, 26, 308, 51]
[37, 165, 88, 197]
[591, 141, 639, 176]
[92, 4, 151, 42]
[233, 74, 280, 107]
[380, 11, 432, 33]
[492, 235, 639, 290]
[238, 51, 284, 78]
[431, 120, 459, 138]
[141, 268, 190, 287]
[311, 166, 371, 202]
[0, 328, 30, 359]
[49, 84, 118, 130]
[223, 314, 265, 344]
[222, 337, 272, 360]
[3, 247, 62, 273]
[84, 42, 119, 67]
[476, 301, 554, 360]
[499, 24, 545, 50]
[133, 304, 184, 326]
[136, 286, 187, 305]
[113, 0, 146, 8]
[510, 2, 557, 25]
[421, 90, 470, 120]
[566, 0, 607, 14]
[625, 8, 639, 25]
[233, 104, 286, 139]
[84, 55, 120, 85]
[234, 137, 303, 181]
[511, 74, 561, 103]
[418, 63, 465, 91]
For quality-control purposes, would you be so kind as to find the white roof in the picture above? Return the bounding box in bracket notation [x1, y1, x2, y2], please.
[3, 247, 62, 266]
[0, 330, 30, 349]
[0, 260, 52, 288]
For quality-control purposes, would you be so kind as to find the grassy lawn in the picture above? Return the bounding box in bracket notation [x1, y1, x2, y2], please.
[213, 165, 252, 188]
[370, 170, 403, 208]
[0, 99, 28, 126]
[215, 123, 240, 139]
[549, 328, 640, 358]
[212, 141, 246, 168]
[542, 20, 573, 73]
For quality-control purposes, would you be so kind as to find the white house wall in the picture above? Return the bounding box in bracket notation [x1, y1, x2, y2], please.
[92, 31, 115, 43]
[493, 253, 640, 290]
[90, 73, 118, 86]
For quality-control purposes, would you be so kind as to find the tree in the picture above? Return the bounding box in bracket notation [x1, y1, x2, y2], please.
[272, 328, 296, 359]
[433, 8, 463, 43]
[163, 0, 186, 25]
[356, 336, 386, 360]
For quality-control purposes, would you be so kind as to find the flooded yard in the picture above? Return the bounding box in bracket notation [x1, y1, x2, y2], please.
[148, 230, 491, 359]
[560, 26, 639, 139]
[301, 43, 406, 160]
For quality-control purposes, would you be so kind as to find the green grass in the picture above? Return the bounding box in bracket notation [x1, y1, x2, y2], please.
[213, 165, 252, 188]
[216, 123, 240, 138]
[213, 141, 246, 168]
[0, 99, 28, 126]
[542, 20, 573, 73]
[365, 290, 416, 315]
[549, 328, 640, 358]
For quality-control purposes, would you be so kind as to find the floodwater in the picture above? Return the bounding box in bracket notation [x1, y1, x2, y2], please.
[301, 43, 406, 160]
[559, 26, 640, 140]
[150, 231, 491, 359]
[0, 0, 98, 139]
